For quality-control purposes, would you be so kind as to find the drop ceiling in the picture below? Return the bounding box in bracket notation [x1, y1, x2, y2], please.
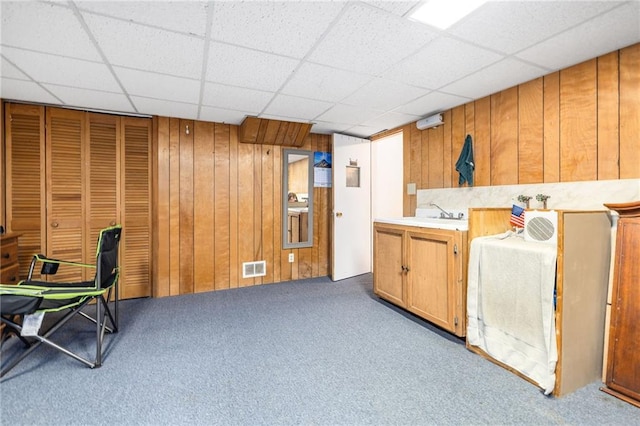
[1, 1, 639, 138]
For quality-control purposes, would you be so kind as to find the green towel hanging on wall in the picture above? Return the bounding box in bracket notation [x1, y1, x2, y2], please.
[455, 134, 474, 186]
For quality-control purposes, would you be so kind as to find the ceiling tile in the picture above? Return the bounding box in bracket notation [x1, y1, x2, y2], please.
[384, 37, 504, 89]
[449, 1, 623, 55]
[1, 78, 60, 104]
[315, 103, 385, 126]
[114, 67, 200, 104]
[199, 106, 246, 125]
[44, 84, 135, 113]
[361, 1, 420, 17]
[342, 125, 382, 138]
[1, 2, 101, 61]
[308, 2, 439, 75]
[82, 12, 204, 78]
[394, 91, 472, 116]
[308, 120, 353, 135]
[210, 2, 344, 58]
[262, 94, 333, 121]
[441, 58, 548, 100]
[206, 42, 299, 91]
[3, 47, 120, 92]
[516, 2, 640, 71]
[76, 1, 209, 36]
[202, 83, 274, 113]
[342, 78, 428, 111]
[360, 111, 421, 131]
[1, 57, 28, 80]
[281, 63, 371, 103]
[131, 96, 199, 120]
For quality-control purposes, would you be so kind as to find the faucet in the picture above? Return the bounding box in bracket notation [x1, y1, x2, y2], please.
[430, 203, 453, 219]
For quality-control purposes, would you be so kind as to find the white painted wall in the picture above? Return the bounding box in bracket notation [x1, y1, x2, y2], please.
[372, 132, 403, 221]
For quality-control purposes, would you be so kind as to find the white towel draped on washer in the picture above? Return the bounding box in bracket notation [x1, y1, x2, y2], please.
[467, 231, 558, 394]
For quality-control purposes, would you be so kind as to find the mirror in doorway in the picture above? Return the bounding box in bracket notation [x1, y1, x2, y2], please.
[282, 149, 313, 249]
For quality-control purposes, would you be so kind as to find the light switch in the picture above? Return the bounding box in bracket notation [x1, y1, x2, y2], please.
[407, 183, 416, 195]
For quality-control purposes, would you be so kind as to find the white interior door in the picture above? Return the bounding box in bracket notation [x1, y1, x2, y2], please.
[331, 133, 371, 281]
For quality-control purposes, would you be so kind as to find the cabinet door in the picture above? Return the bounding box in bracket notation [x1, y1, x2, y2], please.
[5, 104, 45, 280]
[120, 117, 151, 298]
[46, 108, 86, 282]
[373, 225, 405, 307]
[606, 219, 640, 401]
[86, 113, 119, 271]
[405, 230, 457, 332]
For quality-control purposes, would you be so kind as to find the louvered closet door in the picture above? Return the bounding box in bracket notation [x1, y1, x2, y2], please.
[5, 104, 45, 280]
[86, 113, 119, 270]
[46, 108, 86, 282]
[120, 117, 151, 298]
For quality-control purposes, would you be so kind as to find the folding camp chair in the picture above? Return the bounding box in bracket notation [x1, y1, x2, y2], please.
[0, 225, 122, 379]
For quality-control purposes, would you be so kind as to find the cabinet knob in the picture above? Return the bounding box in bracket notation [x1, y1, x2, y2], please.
[110, 221, 116, 226]
[2, 252, 9, 259]
[51, 222, 59, 228]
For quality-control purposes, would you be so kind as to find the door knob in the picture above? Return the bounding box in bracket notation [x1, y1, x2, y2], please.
[336, 212, 343, 217]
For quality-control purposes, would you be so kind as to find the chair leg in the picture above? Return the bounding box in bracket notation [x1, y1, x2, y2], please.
[0, 302, 97, 379]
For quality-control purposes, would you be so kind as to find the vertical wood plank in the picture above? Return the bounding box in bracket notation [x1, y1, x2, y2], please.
[490, 87, 519, 185]
[273, 144, 282, 283]
[262, 144, 274, 284]
[179, 120, 194, 294]
[543, 72, 561, 183]
[428, 124, 444, 188]
[420, 130, 429, 189]
[451, 105, 466, 187]
[461, 104, 474, 186]
[317, 135, 331, 276]
[237, 138, 254, 287]
[443, 116, 452, 190]
[597, 51, 620, 180]
[229, 126, 239, 288]
[474, 96, 491, 187]
[193, 121, 215, 293]
[253, 143, 263, 285]
[310, 134, 320, 278]
[518, 78, 544, 183]
[169, 118, 181, 295]
[560, 59, 597, 182]
[214, 123, 231, 290]
[154, 117, 171, 297]
[619, 43, 640, 179]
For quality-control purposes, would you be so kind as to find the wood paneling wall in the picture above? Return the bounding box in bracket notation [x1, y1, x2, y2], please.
[153, 117, 331, 297]
[395, 43, 640, 216]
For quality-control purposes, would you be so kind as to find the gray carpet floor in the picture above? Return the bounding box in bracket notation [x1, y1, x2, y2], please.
[1, 274, 637, 425]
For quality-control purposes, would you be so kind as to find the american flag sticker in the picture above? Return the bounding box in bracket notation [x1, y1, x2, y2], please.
[510, 205, 525, 228]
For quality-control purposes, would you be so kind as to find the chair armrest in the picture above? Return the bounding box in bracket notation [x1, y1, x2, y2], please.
[27, 254, 95, 280]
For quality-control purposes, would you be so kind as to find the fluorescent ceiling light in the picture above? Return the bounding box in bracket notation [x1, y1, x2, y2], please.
[410, 0, 487, 29]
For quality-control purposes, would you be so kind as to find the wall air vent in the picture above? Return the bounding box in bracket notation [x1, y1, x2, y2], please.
[243, 261, 266, 278]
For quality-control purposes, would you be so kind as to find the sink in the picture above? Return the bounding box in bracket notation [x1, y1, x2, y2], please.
[375, 216, 468, 231]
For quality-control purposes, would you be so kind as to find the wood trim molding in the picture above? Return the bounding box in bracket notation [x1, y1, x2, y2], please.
[238, 116, 313, 147]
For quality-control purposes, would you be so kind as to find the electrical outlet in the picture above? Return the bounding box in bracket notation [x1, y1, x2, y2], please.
[288, 253, 294, 263]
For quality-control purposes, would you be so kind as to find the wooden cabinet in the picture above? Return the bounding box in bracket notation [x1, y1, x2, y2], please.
[1, 233, 21, 284]
[4, 103, 151, 298]
[602, 201, 640, 408]
[373, 222, 468, 337]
